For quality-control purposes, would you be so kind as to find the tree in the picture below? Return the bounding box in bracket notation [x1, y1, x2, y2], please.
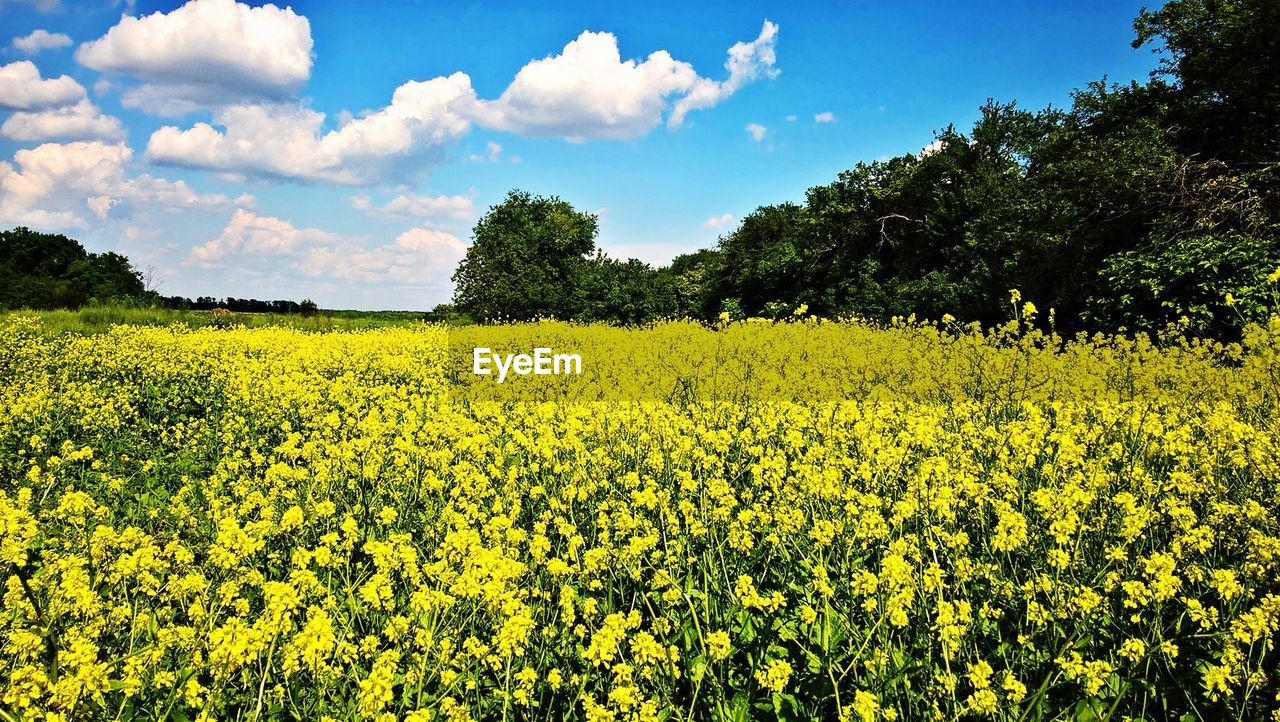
[1134, 0, 1280, 163]
[580, 254, 676, 325]
[708, 203, 810, 317]
[664, 249, 721, 319]
[0, 227, 151, 309]
[452, 190, 599, 321]
[1, 227, 87, 309]
[67, 252, 148, 304]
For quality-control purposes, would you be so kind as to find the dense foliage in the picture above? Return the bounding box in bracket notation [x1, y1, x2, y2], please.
[0, 228, 149, 311]
[452, 191, 675, 323]
[2, 309, 1279, 720]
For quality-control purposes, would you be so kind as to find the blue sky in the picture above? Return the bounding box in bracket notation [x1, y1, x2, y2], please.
[0, 0, 1159, 310]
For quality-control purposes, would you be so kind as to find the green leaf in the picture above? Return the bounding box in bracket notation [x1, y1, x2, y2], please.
[772, 692, 800, 720]
[729, 691, 752, 722]
[690, 654, 708, 683]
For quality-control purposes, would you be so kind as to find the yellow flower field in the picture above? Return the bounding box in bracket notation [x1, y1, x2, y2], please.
[2, 313, 1279, 721]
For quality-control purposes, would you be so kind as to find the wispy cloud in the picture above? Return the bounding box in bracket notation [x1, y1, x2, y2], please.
[702, 213, 735, 230]
[13, 29, 72, 54]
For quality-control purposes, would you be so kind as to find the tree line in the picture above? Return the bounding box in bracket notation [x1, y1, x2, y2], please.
[163, 296, 318, 315]
[452, 0, 1280, 335]
[0, 227, 318, 315]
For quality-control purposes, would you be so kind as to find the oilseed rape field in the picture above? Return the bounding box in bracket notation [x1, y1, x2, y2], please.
[2, 310, 1280, 722]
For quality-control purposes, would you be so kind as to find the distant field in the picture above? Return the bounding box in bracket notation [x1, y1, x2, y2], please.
[0, 305, 438, 335]
[1, 315, 1278, 721]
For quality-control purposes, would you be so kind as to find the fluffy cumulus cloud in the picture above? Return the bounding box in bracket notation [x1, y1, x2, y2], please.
[0, 60, 86, 110]
[76, 0, 313, 114]
[298, 227, 467, 283]
[814, 111, 836, 123]
[13, 29, 73, 54]
[189, 208, 344, 266]
[473, 21, 778, 141]
[1, 99, 126, 142]
[667, 20, 779, 129]
[745, 122, 766, 142]
[702, 212, 735, 230]
[128, 10, 778, 182]
[468, 30, 698, 142]
[192, 210, 466, 285]
[0, 141, 237, 229]
[350, 192, 474, 221]
[145, 73, 475, 184]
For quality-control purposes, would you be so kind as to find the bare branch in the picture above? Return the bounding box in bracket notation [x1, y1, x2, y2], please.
[875, 213, 924, 250]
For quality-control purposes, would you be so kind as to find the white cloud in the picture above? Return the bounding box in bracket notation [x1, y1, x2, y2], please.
[114, 85, 204, 117]
[145, 73, 475, 184]
[470, 20, 777, 141]
[192, 210, 466, 285]
[0, 140, 235, 230]
[299, 227, 466, 283]
[745, 122, 767, 142]
[1, 99, 126, 142]
[468, 141, 502, 163]
[349, 192, 474, 221]
[814, 111, 836, 123]
[919, 138, 945, 157]
[701, 212, 735, 230]
[190, 208, 343, 266]
[76, 0, 313, 113]
[138, 21, 780, 183]
[0, 60, 85, 110]
[13, 29, 72, 54]
[467, 30, 698, 142]
[785, 114, 797, 122]
[85, 195, 114, 219]
[667, 20, 778, 129]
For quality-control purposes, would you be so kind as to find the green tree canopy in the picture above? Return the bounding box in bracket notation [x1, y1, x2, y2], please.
[0, 227, 150, 310]
[1134, 0, 1280, 163]
[452, 190, 599, 321]
[580, 254, 676, 325]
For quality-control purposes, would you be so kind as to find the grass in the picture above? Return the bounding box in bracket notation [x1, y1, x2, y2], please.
[0, 304, 435, 335]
